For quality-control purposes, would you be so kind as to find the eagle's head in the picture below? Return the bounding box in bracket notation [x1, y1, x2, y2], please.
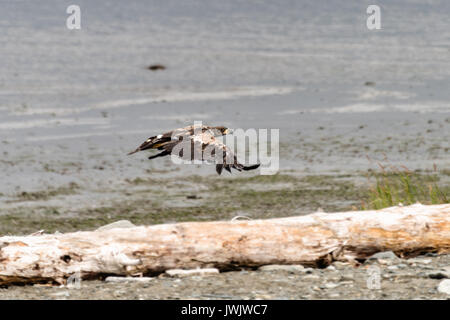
[213, 126, 232, 136]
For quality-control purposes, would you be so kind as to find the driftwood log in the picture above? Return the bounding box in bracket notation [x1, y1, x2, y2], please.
[0, 203, 449, 285]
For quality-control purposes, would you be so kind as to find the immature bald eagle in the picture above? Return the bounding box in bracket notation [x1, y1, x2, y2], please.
[128, 125, 260, 175]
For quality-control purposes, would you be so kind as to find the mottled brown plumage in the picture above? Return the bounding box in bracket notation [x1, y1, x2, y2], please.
[128, 125, 260, 175]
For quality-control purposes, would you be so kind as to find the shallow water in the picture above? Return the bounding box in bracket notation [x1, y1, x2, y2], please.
[0, 0, 449, 195]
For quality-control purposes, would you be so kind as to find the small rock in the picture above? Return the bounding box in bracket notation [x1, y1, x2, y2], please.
[324, 282, 339, 289]
[387, 265, 399, 271]
[416, 271, 428, 278]
[367, 251, 400, 265]
[407, 258, 432, 265]
[340, 274, 354, 281]
[428, 272, 447, 279]
[326, 265, 336, 271]
[96, 220, 136, 231]
[113, 290, 126, 297]
[437, 279, 450, 295]
[423, 252, 439, 257]
[105, 276, 154, 283]
[165, 268, 219, 277]
[427, 267, 450, 279]
[368, 251, 399, 260]
[50, 291, 70, 298]
[378, 259, 395, 265]
[258, 265, 305, 273]
[421, 265, 436, 270]
[303, 274, 320, 280]
[332, 261, 350, 269]
[148, 64, 166, 71]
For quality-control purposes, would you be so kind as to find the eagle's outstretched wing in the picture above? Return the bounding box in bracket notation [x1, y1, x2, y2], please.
[127, 125, 210, 155]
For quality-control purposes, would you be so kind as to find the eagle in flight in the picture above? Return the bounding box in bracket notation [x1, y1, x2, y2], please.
[128, 125, 260, 175]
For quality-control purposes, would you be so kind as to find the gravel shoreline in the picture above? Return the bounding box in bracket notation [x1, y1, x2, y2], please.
[1, 252, 449, 300]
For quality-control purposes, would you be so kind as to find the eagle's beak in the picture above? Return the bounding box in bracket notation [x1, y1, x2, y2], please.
[224, 128, 233, 135]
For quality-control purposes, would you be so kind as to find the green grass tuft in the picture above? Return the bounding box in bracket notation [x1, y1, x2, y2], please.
[361, 164, 449, 210]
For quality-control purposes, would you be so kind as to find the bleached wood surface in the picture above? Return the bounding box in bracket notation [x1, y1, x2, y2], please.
[0, 203, 449, 285]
